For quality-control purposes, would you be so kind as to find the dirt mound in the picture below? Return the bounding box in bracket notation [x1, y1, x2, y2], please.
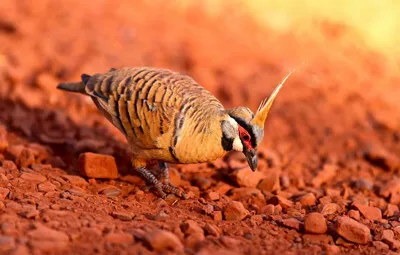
[0, 0, 400, 254]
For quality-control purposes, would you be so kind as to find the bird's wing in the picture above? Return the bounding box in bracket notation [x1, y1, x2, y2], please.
[84, 67, 223, 150]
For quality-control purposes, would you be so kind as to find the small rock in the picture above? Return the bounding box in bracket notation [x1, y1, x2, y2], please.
[352, 202, 382, 221]
[298, 193, 316, 206]
[192, 177, 212, 190]
[224, 201, 248, 221]
[335, 216, 371, 244]
[267, 195, 293, 209]
[111, 211, 133, 221]
[312, 164, 337, 188]
[212, 211, 223, 221]
[206, 192, 219, 201]
[169, 168, 181, 187]
[220, 236, 240, 248]
[304, 212, 327, 234]
[378, 229, 400, 249]
[230, 167, 265, 188]
[0, 235, 15, 253]
[384, 204, 399, 218]
[319, 203, 340, 216]
[104, 232, 133, 245]
[203, 204, 214, 215]
[19, 209, 39, 219]
[348, 210, 360, 220]
[303, 234, 333, 245]
[181, 220, 204, 236]
[363, 143, 400, 171]
[379, 179, 400, 199]
[260, 204, 275, 215]
[61, 175, 88, 186]
[203, 223, 221, 237]
[280, 218, 302, 231]
[0, 125, 8, 152]
[250, 215, 263, 226]
[16, 149, 35, 168]
[145, 230, 184, 252]
[257, 168, 280, 192]
[27, 226, 69, 251]
[79, 152, 118, 179]
[100, 187, 121, 197]
[0, 187, 9, 200]
[280, 174, 290, 189]
[352, 178, 374, 191]
[20, 172, 47, 183]
[373, 240, 390, 251]
[38, 182, 57, 193]
[214, 182, 232, 195]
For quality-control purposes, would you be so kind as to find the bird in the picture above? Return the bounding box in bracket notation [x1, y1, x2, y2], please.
[57, 67, 294, 199]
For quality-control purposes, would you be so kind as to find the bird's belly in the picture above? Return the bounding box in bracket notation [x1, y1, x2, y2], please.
[174, 136, 226, 164]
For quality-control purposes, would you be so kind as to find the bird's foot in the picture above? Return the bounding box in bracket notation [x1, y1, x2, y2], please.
[136, 166, 187, 199]
[142, 183, 187, 199]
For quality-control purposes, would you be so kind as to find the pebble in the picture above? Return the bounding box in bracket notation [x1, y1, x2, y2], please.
[260, 204, 275, 215]
[0, 235, 15, 253]
[352, 202, 382, 221]
[203, 223, 221, 237]
[280, 218, 302, 231]
[203, 204, 214, 215]
[38, 182, 57, 192]
[16, 149, 35, 168]
[363, 143, 400, 171]
[144, 230, 184, 252]
[304, 212, 327, 234]
[181, 220, 204, 236]
[27, 226, 69, 251]
[206, 191, 220, 201]
[192, 177, 212, 190]
[229, 167, 265, 188]
[19, 209, 39, 219]
[257, 168, 280, 192]
[335, 216, 371, 244]
[318, 203, 340, 216]
[267, 195, 293, 209]
[384, 204, 399, 218]
[62, 175, 88, 186]
[111, 211, 134, 221]
[79, 152, 118, 179]
[348, 210, 360, 220]
[0, 187, 9, 200]
[169, 168, 181, 187]
[379, 229, 400, 249]
[104, 232, 133, 245]
[353, 178, 374, 191]
[100, 187, 122, 197]
[372, 240, 390, 251]
[212, 211, 223, 221]
[20, 172, 47, 183]
[298, 193, 317, 206]
[224, 201, 248, 221]
[311, 164, 337, 188]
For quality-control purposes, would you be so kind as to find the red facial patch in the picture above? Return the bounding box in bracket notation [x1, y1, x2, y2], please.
[238, 125, 253, 149]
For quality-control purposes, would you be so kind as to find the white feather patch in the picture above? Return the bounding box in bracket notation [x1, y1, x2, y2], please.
[227, 116, 243, 152]
[232, 137, 243, 152]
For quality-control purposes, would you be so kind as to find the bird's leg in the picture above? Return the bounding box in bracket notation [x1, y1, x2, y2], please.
[158, 161, 170, 184]
[132, 158, 186, 199]
[158, 161, 187, 199]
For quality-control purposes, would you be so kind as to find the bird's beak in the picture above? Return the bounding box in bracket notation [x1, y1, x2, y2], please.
[244, 149, 258, 171]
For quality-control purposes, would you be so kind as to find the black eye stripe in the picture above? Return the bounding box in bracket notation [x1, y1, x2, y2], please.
[229, 115, 257, 148]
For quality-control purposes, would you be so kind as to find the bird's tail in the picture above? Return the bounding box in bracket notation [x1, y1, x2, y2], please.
[57, 74, 91, 94]
[57, 82, 86, 94]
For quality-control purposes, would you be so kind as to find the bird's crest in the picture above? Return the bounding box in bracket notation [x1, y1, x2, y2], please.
[251, 69, 296, 128]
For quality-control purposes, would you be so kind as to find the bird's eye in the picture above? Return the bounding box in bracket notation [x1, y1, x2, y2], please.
[243, 135, 250, 141]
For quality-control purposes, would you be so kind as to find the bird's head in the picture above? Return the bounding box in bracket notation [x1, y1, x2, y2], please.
[221, 70, 294, 171]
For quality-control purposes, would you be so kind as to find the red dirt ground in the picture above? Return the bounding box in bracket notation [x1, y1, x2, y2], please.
[1, 1, 400, 254]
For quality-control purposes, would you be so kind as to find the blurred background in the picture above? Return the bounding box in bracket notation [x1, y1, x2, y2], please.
[0, 0, 399, 171]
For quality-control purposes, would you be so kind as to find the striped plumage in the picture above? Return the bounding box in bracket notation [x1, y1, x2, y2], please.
[57, 67, 293, 198]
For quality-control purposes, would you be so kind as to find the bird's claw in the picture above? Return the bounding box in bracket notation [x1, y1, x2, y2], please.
[143, 183, 187, 199]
